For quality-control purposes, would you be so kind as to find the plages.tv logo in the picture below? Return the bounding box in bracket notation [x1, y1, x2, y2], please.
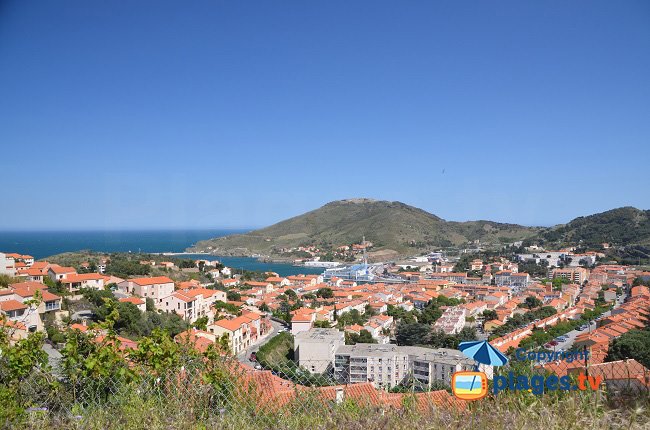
[452, 340, 508, 401]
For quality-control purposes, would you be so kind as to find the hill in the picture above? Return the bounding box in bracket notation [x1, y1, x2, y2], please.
[188, 199, 539, 258]
[534, 207, 650, 248]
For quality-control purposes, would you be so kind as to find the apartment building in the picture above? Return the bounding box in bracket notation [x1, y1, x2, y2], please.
[294, 328, 345, 374]
[553, 267, 589, 285]
[159, 288, 225, 323]
[495, 271, 531, 290]
[334, 344, 476, 390]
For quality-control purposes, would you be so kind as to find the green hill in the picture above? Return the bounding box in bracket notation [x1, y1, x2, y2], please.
[188, 198, 539, 257]
[534, 207, 650, 247]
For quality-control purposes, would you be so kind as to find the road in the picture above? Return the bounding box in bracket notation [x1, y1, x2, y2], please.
[553, 291, 627, 351]
[237, 319, 287, 367]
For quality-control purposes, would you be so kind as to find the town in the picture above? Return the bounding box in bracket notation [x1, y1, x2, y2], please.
[2, 239, 649, 408]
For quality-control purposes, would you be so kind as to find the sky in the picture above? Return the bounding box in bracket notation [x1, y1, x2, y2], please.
[1, 1, 649, 230]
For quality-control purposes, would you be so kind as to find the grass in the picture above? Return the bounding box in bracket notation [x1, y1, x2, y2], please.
[10, 387, 650, 430]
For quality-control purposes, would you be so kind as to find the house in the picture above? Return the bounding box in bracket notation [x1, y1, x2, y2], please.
[208, 316, 253, 355]
[47, 265, 77, 281]
[117, 276, 175, 302]
[60, 273, 107, 293]
[17, 267, 46, 283]
[9, 282, 62, 314]
[221, 278, 239, 288]
[119, 297, 146, 312]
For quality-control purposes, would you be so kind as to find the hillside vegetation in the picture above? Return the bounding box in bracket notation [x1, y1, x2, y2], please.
[189, 199, 539, 257]
[535, 207, 650, 247]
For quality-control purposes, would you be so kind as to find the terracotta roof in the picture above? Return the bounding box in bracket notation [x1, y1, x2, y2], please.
[119, 297, 145, 305]
[131, 276, 174, 286]
[0, 300, 28, 312]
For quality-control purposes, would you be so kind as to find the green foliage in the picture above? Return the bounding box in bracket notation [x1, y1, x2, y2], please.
[482, 309, 498, 321]
[490, 306, 557, 338]
[227, 291, 242, 301]
[538, 207, 650, 248]
[336, 309, 367, 328]
[519, 296, 543, 309]
[213, 300, 241, 315]
[80, 288, 189, 339]
[345, 329, 377, 345]
[606, 330, 650, 368]
[192, 316, 209, 331]
[104, 255, 151, 278]
[395, 322, 430, 346]
[386, 304, 418, 324]
[313, 320, 331, 328]
[517, 260, 549, 277]
[130, 329, 191, 375]
[0, 274, 20, 288]
[316, 287, 333, 299]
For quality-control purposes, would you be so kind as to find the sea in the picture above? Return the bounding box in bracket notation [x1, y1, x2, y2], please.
[0, 229, 323, 277]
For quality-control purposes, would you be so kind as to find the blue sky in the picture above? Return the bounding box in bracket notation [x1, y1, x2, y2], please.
[1, 1, 649, 230]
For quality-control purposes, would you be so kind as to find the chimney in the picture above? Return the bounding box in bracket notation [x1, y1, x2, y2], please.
[335, 387, 344, 404]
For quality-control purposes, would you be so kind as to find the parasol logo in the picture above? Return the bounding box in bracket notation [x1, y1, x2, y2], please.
[452, 340, 509, 401]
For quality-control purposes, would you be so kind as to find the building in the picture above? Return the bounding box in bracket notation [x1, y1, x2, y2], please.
[158, 288, 225, 323]
[208, 316, 252, 355]
[60, 273, 107, 293]
[46, 265, 77, 281]
[433, 306, 466, 335]
[334, 344, 477, 390]
[0, 252, 17, 276]
[118, 297, 146, 312]
[294, 328, 345, 374]
[117, 276, 175, 302]
[495, 271, 530, 290]
[553, 267, 589, 285]
[291, 308, 316, 335]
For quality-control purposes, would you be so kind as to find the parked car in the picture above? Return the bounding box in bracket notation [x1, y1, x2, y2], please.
[249, 352, 257, 362]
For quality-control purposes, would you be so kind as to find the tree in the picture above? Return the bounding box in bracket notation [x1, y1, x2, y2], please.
[395, 323, 430, 346]
[192, 316, 209, 331]
[226, 291, 241, 301]
[285, 289, 298, 301]
[146, 298, 155, 312]
[345, 329, 377, 345]
[259, 303, 270, 312]
[482, 309, 497, 321]
[606, 330, 650, 368]
[519, 296, 543, 309]
[316, 288, 333, 299]
[313, 320, 331, 328]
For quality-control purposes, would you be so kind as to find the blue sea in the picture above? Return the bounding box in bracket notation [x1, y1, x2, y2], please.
[0, 230, 323, 276]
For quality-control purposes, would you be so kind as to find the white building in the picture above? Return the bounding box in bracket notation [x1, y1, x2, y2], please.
[294, 328, 345, 374]
[334, 344, 477, 390]
[433, 306, 467, 335]
[117, 276, 175, 302]
[0, 253, 16, 276]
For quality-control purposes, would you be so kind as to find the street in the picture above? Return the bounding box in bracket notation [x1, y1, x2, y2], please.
[552, 290, 627, 351]
[237, 319, 287, 367]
